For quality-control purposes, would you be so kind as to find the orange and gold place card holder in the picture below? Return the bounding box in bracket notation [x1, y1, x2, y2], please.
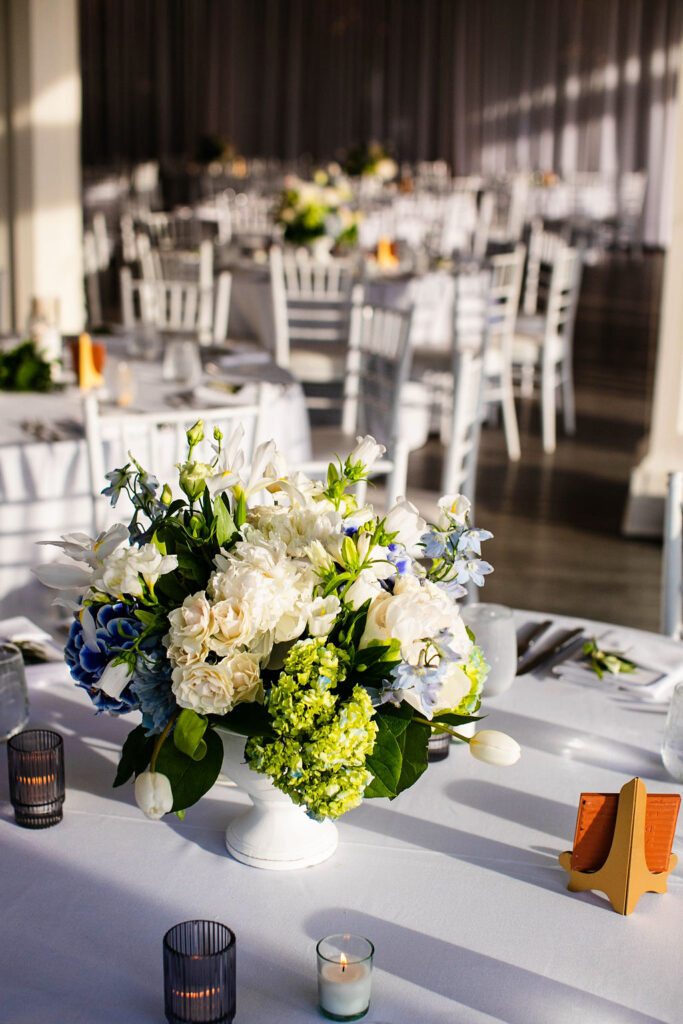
[559, 778, 680, 915]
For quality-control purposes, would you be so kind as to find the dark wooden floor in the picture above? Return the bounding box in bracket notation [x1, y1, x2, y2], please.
[402, 251, 665, 631]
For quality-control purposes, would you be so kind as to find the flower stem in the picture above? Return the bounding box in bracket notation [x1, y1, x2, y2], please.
[150, 711, 179, 771]
[414, 715, 473, 744]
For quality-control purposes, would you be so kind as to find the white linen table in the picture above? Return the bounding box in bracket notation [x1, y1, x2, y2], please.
[0, 611, 681, 1023]
[0, 350, 311, 620]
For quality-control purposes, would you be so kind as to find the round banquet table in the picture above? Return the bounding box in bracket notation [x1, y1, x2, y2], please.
[0, 347, 311, 622]
[0, 610, 681, 1023]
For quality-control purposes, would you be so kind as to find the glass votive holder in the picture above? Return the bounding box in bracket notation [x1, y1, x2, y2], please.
[461, 603, 517, 697]
[163, 338, 203, 385]
[662, 681, 683, 783]
[163, 920, 236, 1024]
[427, 732, 450, 762]
[317, 934, 374, 1022]
[0, 643, 29, 741]
[7, 729, 64, 828]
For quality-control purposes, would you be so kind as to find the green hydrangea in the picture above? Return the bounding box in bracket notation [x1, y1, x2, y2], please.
[453, 643, 488, 715]
[246, 638, 378, 820]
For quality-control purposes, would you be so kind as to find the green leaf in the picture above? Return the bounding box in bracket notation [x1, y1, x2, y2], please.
[156, 727, 223, 812]
[113, 725, 155, 787]
[364, 716, 403, 798]
[174, 708, 209, 761]
[393, 719, 430, 795]
[431, 711, 484, 728]
[216, 702, 275, 738]
[214, 494, 237, 547]
[134, 608, 159, 627]
[234, 492, 247, 528]
[201, 486, 214, 526]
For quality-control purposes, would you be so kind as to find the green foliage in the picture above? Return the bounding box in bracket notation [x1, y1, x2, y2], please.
[156, 727, 223, 812]
[174, 709, 208, 761]
[364, 704, 430, 799]
[113, 725, 155, 786]
[582, 638, 636, 679]
[0, 341, 55, 392]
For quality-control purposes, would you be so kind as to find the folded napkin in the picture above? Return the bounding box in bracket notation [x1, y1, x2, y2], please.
[552, 628, 682, 702]
[0, 616, 63, 663]
[216, 349, 271, 368]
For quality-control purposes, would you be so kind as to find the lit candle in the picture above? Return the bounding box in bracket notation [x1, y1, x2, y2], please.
[317, 935, 373, 1021]
[77, 332, 104, 391]
[376, 236, 399, 269]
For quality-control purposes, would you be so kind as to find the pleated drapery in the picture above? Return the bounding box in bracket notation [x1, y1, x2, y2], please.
[80, 0, 682, 245]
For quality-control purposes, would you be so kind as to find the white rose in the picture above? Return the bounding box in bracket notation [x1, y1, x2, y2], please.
[307, 595, 341, 637]
[172, 652, 263, 716]
[135, 771, 173, 820]
[167, 592, 214, 665]
[209, 598, 255, 654]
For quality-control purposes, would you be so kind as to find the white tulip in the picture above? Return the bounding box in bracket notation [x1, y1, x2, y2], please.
[385, 498, 426, 551]
[98, 660, 133, 700]
[345, 570, 382, 610]
[469, 730, 521, 767]
[348, 435, 386, 473]
[135, 771, 174, 820]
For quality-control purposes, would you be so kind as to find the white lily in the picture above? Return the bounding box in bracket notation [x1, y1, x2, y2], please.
[437, 493, 471, 529]
[34, 523, 129, 593]
[208, 429, 288, 503]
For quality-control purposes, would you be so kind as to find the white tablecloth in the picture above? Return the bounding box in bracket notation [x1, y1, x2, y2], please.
[0, 351, 311, 619]
[1, 611, 681, 1023]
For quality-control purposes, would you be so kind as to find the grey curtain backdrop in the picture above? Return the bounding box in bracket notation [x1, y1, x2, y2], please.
[80, 0, 682, 245]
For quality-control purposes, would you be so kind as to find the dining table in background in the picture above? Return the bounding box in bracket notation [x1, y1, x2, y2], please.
[1, 610, 681, 1023]
[0, 336, 311, 624]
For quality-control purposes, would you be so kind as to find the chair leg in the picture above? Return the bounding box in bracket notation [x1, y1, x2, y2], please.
[500, 377, 521, 461]
[354, 479, 368, 507]
[561, 365, 576, 435]
[386, 445, 409, 508]
[541, 370, 557, 454]
[520, 363, 534, 398]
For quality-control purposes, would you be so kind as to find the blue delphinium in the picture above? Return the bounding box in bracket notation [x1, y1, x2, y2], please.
[65, 602, 142, 714]
[380, 660, 448, 715]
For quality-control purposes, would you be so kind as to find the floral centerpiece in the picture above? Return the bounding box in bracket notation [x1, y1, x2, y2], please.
[0, 340, 58, 392]
[38, 427, 519, 825]
[341, 141, 398, 182]
[275, 172, 362, 252]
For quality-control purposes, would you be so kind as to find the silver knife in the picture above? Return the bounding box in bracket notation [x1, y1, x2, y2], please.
[516, 619, 553, 663]
[516, 627, 584, 676]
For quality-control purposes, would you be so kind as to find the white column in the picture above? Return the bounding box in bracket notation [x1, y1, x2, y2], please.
[0, 0, 84, 334]
[623, 40, 683, 536]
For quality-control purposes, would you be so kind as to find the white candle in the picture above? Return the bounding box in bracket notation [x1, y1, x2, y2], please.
[318, 957, 371, 1018]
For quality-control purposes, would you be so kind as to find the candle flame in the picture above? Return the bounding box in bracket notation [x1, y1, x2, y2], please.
[340, 952, 348, 972]
[16, 774, 56, 785]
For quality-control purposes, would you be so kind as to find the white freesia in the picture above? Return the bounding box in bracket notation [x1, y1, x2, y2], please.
[97, 660, 133, 700]
[307, 595, 341, 637]
[469, 730, 521, 767]
[99, 544, 178, 599]
[385, 498, 426, 551]
[348, 435, 386, 473]
[172, 652, 263, 715]
[135, 771, 173, 820]
[167, 592, 214, 665]
[361, 575, 471, 664]
[437, 493, 471, 529]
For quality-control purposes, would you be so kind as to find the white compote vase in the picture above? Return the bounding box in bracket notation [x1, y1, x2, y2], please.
[217, 729, 339, 871]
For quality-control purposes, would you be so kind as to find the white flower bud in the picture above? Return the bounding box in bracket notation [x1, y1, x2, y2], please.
[469, 730, 521, 767]
[134, 771, 174, 820]
[348, 435, 386, 473]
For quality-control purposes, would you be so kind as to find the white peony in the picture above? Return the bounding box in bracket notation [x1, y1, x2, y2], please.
[172, 652, 263, 715]
[167, 591, 214, 665]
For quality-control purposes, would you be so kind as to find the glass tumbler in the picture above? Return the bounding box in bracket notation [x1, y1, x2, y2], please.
[163, 920, 236, 1024]
[7, 729, 64, 828]
[0, 643, 29, 741]
[461, 603, 517, 697]
[662, 681, 683, 783]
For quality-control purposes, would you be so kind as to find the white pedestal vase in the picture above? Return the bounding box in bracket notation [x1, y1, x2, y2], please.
[217, 729, 338, 871]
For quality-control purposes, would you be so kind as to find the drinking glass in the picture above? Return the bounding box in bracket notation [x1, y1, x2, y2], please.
[163, 920, 236, 1024]
[662, 681, 683, 783]
[163, 338, 203, 385]
[461, 603, 517, 697]
[0, 643, 29, 741]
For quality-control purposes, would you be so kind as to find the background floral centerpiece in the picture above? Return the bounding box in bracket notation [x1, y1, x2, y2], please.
[38, 426, 519, 823]
[341, 140, 399, 182]
[275, 171, 362, 253]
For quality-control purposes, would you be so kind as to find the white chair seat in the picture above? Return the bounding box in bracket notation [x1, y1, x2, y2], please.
[515, 312, 545, 336]
[289, 343, 347, 383]
[511, 332, 563, 366]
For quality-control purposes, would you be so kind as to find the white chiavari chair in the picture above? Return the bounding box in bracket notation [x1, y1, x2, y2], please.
[120, 266, 231, 347]
[511, 245, 582, 454]
[662, 471, 683, 640]
[83, 391, 266, 533]
[482, 245, 525, 461]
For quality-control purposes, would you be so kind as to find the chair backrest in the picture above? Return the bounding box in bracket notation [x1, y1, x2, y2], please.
[83, 390, 266, 532]
[270, 246, 356, 368]
[441, 271, 490, 502]
[488, 244, 525, 342]
[543, 246, 582, 356]
[120, 266, 231, 346]
[341, 301, 413, 454]
[662, 471, 683, 639]
[522, 219, 567, 315]
[472, 191, 495, 260]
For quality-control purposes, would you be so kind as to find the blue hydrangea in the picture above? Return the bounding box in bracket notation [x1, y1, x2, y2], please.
[65, 602, 142, 714]
[130, 640, 176, 735]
